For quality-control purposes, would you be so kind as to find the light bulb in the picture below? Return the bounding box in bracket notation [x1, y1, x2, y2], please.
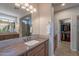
[30, 11, 33, 13]
[29, 5, 33, 9]
[24, 3, 29, 7]
[26, 8, 30, 11]
[21, 6, 26, 9]
[15, 3, 20, 7]
[33, 8, 37, 12]
[61, 3, 66, 6]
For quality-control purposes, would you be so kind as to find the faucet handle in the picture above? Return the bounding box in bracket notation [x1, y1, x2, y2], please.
[23, 39, 26, 42]
[27, 37, 29, 41]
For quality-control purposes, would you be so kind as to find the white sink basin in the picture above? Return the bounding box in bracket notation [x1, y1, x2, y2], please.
[24, 40, 39, 46]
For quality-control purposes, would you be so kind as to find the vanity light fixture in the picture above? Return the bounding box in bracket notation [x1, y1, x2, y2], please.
[21, 6, 26, 9]
[30, 11, 33, 13]
[14, 3, 37, 14]
[26, 8, 30, 11]
[24, 3, 29, 7]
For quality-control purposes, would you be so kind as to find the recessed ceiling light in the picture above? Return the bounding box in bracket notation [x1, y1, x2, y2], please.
[29, 5, 33, 9]
[61, 3, 66, 6]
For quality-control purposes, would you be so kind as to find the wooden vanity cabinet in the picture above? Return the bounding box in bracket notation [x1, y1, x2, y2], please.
[21, 40, 48, 56]
[45, 40, 48, 56]
[0, 33, 19, 41]
[27, 40, 48, 56]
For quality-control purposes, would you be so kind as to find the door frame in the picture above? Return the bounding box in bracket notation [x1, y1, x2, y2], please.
[19, 14, 32, 37]
[57, 18, 72, 49]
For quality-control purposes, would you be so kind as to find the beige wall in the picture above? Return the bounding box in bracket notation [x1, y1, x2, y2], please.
[31, 4, 40, 35]
[39, 4, 51, 36]
[32, 3, 55, 55]
[32, 3, 52, 36]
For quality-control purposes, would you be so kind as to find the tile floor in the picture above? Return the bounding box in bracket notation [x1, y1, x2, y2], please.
[55, 41, 79, 56]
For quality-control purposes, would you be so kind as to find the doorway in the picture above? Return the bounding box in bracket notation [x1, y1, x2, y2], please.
[58, 19, 71, 55]
[60, 19, 71, 50]
[55, 19, 72, 55]
[60, 20, 71, 42]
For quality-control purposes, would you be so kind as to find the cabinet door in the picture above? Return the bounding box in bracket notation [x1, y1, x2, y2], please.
[26, 40, 48, 56]
[27, 43, 44, 56]
[34, 48, 45, 56]
[0, 35, 5, 40]
[45, 41, 48, 56]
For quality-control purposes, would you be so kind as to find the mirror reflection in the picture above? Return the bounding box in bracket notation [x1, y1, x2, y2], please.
[0, 3, 33, 40]
[21, 14, 32, 37]
[0, 13, 16, 33]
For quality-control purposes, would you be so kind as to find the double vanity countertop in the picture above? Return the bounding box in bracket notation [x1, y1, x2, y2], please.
[0, 38, 48, 56]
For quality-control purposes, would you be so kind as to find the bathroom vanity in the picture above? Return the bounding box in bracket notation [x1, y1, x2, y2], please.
[0, 38, 48, 56]
[23, 39, 48, 56]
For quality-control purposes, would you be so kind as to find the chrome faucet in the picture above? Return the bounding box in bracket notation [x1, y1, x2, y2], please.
[27, 37, 29, 41]
[23, 39, 26, 42]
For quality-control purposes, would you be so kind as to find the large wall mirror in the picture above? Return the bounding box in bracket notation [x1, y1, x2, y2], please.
[20, 14, 32, 37]
[0, 3, 31, 40]
[0, 13, 16, 33]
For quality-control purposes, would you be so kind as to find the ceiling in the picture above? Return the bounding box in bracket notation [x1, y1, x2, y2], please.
[53, 3, 79, 13]
[0, 3, 79, 17]
[0, 3, 30, 18]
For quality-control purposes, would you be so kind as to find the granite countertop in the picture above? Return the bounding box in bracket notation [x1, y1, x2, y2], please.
[0, 38, 48, 56]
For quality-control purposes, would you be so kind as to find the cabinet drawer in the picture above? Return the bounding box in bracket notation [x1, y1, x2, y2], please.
[27, 43, 45, 56]
[34, 48, 45, 56]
